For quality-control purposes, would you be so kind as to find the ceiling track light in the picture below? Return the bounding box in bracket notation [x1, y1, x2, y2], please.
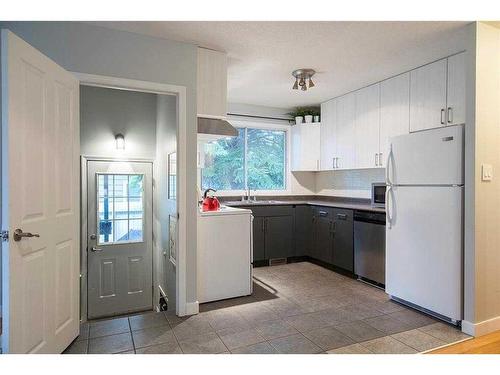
[291, 68, 316, 92]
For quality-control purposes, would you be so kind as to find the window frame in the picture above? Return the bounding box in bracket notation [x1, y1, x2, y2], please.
[201, 119, 291, 196]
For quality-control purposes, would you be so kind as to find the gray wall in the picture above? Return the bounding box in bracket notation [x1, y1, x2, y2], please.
[80, 85, 157, 159]
[154, 95, 178, 310]
[0, 21, 199, 310]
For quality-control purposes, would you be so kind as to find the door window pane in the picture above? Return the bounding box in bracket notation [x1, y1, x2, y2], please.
[201, 128, 245, 190]
[129, 219, 143, 242]
[113, 220, 129, 242]
[97, 174, 144, 244]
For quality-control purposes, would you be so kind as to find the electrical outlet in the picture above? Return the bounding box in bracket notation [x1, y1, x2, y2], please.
[482, 164, 493, 181]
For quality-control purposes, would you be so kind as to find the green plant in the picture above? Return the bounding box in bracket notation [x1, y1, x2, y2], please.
[287, 106, 320, 118]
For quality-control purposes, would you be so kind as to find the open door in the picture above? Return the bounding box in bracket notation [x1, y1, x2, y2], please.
[1, 30, 80, 353]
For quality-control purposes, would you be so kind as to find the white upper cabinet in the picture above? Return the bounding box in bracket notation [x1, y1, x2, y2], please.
[355, 84, 381, 169]
[379, 73, 410, 167]
[197, 47, 228, 119]
[409, 59, 448, 132]
[446, 52, 466, 126]
[336, 92, 356, 169]
[291, 123, 321, 171]
[320, 99, 337, 170]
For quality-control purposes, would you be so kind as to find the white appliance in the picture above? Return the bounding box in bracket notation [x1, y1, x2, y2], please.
[386, 124, 464, 323]
[197, 206, 253, 303]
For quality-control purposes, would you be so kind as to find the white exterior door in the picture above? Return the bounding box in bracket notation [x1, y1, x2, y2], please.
[1, 30, 80, 353]
[379, 73, 410, 168]
[87, 161, 153, 319]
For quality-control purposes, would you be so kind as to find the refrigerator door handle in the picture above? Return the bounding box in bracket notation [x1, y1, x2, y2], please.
[386, 185, 393, 229]
[385, 145, 393, 186]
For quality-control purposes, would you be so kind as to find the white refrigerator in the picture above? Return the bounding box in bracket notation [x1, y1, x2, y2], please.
[386, 124, 464, 323]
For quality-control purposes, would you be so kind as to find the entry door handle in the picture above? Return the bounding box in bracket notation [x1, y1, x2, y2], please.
[91, 247, 103, 252]
[13, 228, 40, 242]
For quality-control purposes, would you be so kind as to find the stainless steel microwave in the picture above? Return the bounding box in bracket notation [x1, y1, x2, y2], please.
[371, 183, 386, 208]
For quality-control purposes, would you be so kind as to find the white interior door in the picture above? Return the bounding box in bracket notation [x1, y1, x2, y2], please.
[1, 30, 80, 353]
[87, 161, 153, 319]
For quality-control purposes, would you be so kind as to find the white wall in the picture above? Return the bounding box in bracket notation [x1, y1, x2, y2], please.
[154, 94, 178, 311]
[80, 85, 157, 159]
[0, 21, 199, 311]
[463, 22, 500, 336]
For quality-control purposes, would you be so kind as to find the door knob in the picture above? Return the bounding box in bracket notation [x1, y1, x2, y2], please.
[13, 228, 40, 242]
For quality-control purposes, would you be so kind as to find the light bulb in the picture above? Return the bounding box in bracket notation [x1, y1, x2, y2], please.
[115, 133, 125, 150]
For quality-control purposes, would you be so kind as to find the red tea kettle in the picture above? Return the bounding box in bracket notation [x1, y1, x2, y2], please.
[202, 188, 221, 212]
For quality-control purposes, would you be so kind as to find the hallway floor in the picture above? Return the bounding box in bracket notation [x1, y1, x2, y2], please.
[65, 262, 470, 354]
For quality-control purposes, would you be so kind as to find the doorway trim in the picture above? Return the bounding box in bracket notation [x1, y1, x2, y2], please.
[75, 72, 188, 321]
[81, 157, 154, 321]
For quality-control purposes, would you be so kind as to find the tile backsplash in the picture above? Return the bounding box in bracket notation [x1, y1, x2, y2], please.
[315, 169, 385, 198]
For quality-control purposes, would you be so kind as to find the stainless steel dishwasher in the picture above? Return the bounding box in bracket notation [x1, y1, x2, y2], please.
[354, 210, 386, 286]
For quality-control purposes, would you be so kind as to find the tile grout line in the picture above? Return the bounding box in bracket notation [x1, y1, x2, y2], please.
[127, 317, 136, 354]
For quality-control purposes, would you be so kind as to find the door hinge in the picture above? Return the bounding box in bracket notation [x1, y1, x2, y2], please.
[1, 230, 9, 242]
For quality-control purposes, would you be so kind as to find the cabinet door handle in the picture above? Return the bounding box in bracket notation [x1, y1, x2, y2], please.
[440, 108, 445, 125]
[336, 213, 347, 220]
[318, 210, 328, 217]
[332, 157, 335, 169]
[379, 152, 383, 166]
[336, 157, 339, 168]
[375, 153, 379, 166]
[447, 107, 453, 124]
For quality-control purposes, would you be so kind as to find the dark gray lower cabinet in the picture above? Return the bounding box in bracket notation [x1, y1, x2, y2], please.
[229, 203, 354, 272]
[240, 205, 294, 263]
[294, 205, 313, 257]
[312, 207, 334, 264]
[332, 208, 354, 272]
[252, 216, 266, 262]
[264, 215, 294, 259]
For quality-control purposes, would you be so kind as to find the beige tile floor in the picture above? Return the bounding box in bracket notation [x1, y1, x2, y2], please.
[64, 261, 470, 354]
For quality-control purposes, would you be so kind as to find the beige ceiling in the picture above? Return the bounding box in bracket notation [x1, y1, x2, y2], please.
[92, 21, 470, 109]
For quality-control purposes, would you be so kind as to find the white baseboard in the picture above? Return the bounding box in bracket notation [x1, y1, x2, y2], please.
[462, 315, 500, 336]
[182, 301, 199, 316]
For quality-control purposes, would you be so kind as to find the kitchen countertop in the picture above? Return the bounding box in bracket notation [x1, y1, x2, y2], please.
[198, 205, 252, 216]
[221, 195, 385, 213]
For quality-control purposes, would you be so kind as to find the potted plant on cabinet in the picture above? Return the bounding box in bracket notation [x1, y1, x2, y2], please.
[288, 107, 319, 124]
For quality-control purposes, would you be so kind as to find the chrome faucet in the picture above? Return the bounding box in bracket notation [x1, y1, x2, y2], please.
[241, 187, 256, 202]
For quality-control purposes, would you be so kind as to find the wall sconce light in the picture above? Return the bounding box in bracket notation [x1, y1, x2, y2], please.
[115, 133, 125, 150]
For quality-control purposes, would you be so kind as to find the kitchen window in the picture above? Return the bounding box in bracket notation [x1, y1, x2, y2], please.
[201, 126, 287, 192]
